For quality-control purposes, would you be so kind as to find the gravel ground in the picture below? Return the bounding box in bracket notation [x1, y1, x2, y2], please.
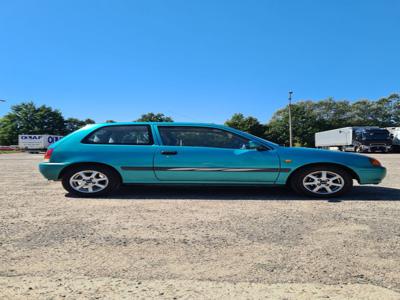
[1, 153, 400, 299]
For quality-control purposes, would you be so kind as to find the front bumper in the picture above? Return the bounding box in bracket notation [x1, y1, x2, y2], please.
[39, 162, 68, 180]
[356, 166, 387, 184]
[361, 145, 391, 152]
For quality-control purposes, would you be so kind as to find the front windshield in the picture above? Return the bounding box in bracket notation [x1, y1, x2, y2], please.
[364, 131, 389, 140]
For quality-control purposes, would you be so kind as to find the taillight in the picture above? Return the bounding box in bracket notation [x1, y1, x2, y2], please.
[44, 148, 54, 162]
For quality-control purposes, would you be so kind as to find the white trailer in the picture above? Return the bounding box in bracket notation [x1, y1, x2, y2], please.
[315, 127, 354, 150]
[18, 135, 63, 151]
[386, 127, 400, 152]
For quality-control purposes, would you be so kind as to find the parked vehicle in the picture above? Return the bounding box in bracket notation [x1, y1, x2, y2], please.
[315, 127, 391, 153]
[39, 123, 386, 198]
[18, 135, 63, 151]
[386, 127, 400, 152]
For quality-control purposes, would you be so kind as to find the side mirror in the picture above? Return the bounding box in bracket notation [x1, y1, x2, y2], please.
[256, 145, 268, 151]
[247, 141, 268, 151]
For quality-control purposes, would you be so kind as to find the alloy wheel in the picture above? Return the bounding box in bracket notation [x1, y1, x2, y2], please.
[302, 170, 345, 195]
[69, 170, 109, 193]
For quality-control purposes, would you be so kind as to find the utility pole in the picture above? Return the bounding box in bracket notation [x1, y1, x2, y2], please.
[288, 91, 293, 147]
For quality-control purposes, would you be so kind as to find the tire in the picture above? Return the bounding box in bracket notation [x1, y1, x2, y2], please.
[392, 145, 400, 153]
[290, 165, 353, 198]
[61, 165, 120, 197]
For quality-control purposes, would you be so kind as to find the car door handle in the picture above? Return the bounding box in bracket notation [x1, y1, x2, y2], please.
[161, 151, 178, 155]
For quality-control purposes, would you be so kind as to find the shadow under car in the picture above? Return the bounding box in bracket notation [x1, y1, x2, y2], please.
[66, 184, 400, 202]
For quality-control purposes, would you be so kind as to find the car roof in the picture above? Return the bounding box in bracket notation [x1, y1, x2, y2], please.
[96, 122, 224, 127]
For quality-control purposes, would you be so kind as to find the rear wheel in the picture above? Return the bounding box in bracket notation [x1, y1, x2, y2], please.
[290, 166, 353, 198]
[62, 165, 120, 197]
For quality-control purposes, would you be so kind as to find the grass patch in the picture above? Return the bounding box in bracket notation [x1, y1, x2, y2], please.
[0, 150, 21, 154]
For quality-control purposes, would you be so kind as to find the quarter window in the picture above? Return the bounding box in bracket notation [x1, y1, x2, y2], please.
[158, 126, 249, 149]
[83, 125, 153, 145]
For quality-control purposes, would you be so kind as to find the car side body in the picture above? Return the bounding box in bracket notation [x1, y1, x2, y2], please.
[39, 122, 386, 197]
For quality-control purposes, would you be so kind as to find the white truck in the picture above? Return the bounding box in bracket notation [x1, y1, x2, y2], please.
[386, 127, 400, 152]
[315, 127, 392, 153]
[18, 135, 63, 152]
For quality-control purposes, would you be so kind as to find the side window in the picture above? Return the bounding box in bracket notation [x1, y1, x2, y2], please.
[158, 126, 249, 149]
[83, 125, 153, 145]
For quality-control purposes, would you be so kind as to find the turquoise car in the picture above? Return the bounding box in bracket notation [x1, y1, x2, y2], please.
[39, 122, 386, 198]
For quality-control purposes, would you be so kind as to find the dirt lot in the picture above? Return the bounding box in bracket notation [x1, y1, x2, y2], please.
[1, 153, 400, 299]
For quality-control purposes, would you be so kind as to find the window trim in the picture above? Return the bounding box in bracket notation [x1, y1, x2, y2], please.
[81, 125, 154, 145]
[157, 125, 254, 149]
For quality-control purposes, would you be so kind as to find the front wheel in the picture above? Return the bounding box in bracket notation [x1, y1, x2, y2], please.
[62, 165, 120, 197]
[290, 166, 353, 198]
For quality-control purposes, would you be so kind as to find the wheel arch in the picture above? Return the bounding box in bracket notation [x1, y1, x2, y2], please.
[286, 162, 360, 184]
[58, 162, 123, 183]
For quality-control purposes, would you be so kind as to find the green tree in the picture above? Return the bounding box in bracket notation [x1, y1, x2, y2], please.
[225, 113, 266, 138]
[266, 94, 400, 147]
[313, 98, 352, 129]
[105, 120, 116, 123]
[367, 93, 400, 126]
[347, 95, 400, 127]
[0, 102, 65, 145]
[388, 93, 400, 125]
[64, 118, 96, 134]
[350, 100, 379, 126]
[267, 101, 320, 147]
[84, 118, 95, 124]
[135, 113, 173, 122]
[64, 118, 86, 133]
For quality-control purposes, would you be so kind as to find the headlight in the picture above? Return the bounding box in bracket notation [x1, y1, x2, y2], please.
[368, 157, 382, 167]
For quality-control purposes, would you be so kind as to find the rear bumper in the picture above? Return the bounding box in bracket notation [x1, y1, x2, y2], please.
[356, 166, 387, 184]
[39, 162, 68, 180]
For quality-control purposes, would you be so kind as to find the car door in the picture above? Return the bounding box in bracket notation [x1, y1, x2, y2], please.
[153, 125, 281, 182]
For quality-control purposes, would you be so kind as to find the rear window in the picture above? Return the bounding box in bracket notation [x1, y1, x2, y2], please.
[82, 125, 153, 145]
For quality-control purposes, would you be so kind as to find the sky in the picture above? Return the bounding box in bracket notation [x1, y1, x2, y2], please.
[0, 0, 399, 124]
